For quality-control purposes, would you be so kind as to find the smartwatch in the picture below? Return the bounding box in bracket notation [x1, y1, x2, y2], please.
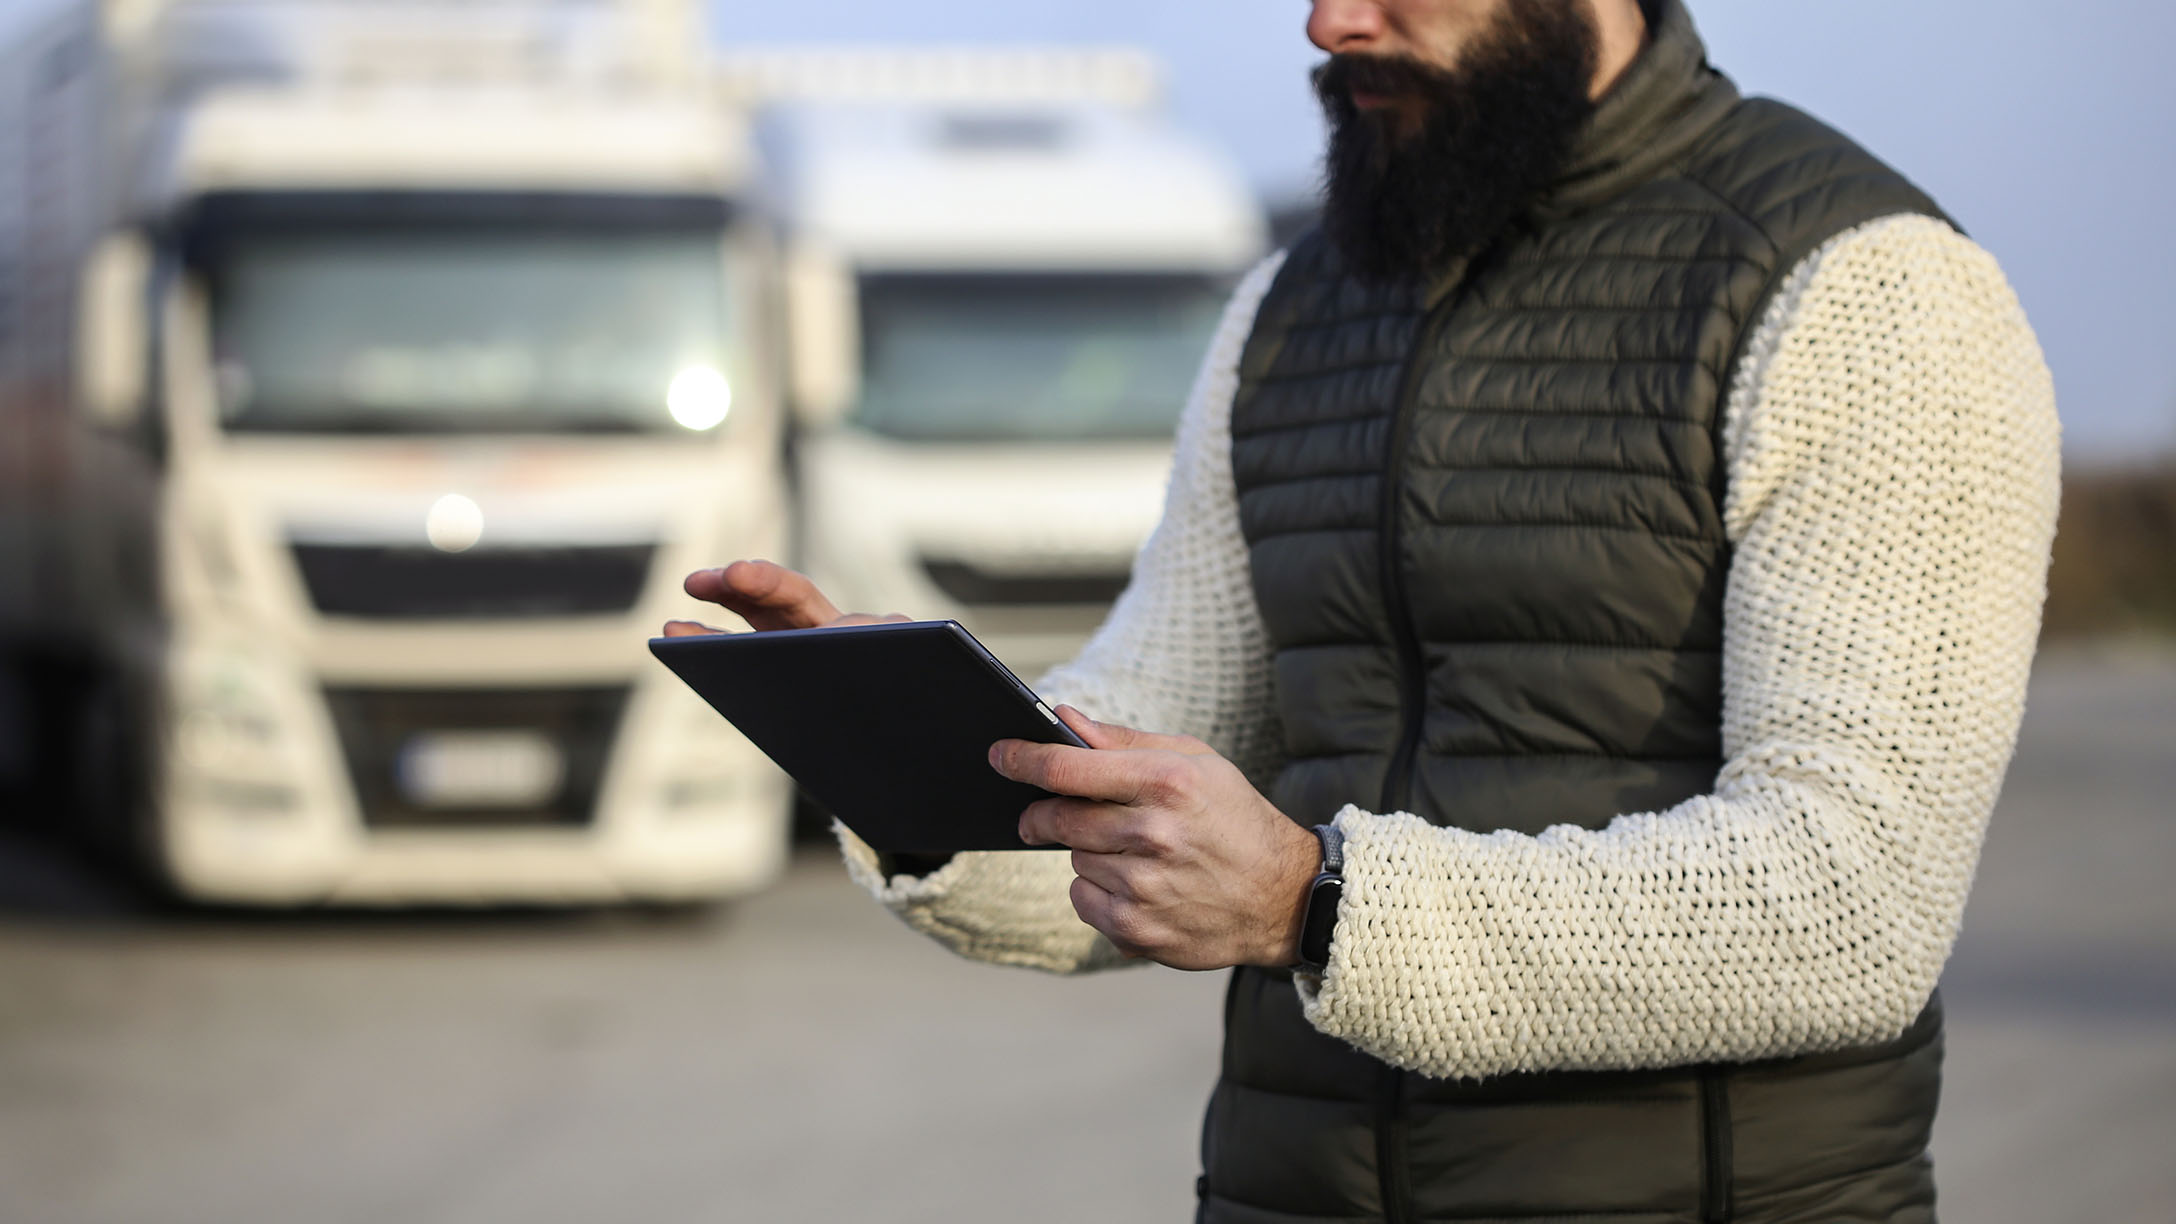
[1294, 823, 1344, 973]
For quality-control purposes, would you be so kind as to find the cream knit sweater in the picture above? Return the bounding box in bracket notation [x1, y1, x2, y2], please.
[838, 214, 2062, 1082]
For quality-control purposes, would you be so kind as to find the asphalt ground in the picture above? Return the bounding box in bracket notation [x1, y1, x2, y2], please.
[1, 643, 2171, 1223]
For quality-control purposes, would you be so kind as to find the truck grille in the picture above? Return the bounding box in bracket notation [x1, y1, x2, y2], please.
[293, 544, 654, 619]
[920, 557, 1130, 607]
[325, 686, 627, 828]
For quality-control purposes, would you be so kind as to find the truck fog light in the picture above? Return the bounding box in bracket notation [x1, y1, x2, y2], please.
[177, 709, 277, 773]
[664, 777, 741, 812]
[197, 778, 300, 819]
[666, 365, 732, 431]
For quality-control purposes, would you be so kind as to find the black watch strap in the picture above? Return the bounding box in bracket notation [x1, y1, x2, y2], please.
[1314, 823, 1345, 875]
[1295, 824, 1345, 973]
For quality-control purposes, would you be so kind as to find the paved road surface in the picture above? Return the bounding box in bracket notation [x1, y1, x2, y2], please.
[1, 645, 2171, 1223]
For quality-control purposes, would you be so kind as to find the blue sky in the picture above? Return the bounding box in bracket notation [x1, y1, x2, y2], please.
[7, 0, 2170, 458]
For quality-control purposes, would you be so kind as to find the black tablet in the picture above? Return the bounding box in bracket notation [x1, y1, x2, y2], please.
[648, 620, 1088, 853]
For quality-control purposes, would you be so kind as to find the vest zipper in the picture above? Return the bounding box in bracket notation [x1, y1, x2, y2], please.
[1369, 295, 1445, 1224]
[1369, 254, 1492, 1224]
[1699, 1068, 1734, 1223]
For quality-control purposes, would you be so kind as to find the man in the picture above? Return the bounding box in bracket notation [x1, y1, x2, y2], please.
[670, 1, 2059, 1219]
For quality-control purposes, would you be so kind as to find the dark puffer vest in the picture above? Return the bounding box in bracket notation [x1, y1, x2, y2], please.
[1200, 4, 1949, 1222]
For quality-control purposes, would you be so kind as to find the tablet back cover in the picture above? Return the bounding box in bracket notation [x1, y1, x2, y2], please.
[648, 621, 1083, 853]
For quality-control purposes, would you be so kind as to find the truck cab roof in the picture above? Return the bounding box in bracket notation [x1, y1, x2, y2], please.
[150, 87, 747, 208]
[106, 0, 739, 210]
[757, 99, 1266, 274]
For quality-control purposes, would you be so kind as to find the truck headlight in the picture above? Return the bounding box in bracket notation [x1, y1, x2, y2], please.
[667, 365, 732, 431]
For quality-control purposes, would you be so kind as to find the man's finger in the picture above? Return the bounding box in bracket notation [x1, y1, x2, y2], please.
[992, 739, 1167, 806]
[683, 560, 843, 630]
[1068, 874, 1155, 960]
[1055, 705, 1214, 756]
[1018, 798, 1136, 853]
[1069, 846, 1140, 898]
[661, 619, 728, 637]
[1067, 873, 1130, 950]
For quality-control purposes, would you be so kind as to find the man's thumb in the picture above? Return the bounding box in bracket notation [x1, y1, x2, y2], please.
[1053, 705, 1183, 752]
[1055, 704, 1124, 749]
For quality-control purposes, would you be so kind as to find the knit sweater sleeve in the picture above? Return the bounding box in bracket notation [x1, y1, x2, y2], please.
[833, 251, 1290, 975]
[1294, 214, 2062, 1079]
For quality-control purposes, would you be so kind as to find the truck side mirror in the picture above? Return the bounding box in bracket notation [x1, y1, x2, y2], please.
[784, 242, 859, 430]
[75, 233, 153, 430]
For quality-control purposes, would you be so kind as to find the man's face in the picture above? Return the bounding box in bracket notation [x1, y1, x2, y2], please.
[1304, 0, 1601, 284]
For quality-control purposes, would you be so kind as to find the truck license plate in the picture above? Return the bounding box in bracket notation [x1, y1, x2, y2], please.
[396, 731, 565, 809]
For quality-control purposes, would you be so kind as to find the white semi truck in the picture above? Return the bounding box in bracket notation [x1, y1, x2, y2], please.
[0, 0, 796, 905]
[723, 50, 1268, 681]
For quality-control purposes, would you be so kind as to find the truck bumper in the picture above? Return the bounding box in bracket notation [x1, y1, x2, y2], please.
[163, 786, 790, 907]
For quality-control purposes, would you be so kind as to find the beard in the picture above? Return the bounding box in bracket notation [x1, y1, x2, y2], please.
[1312, 1, 1601, 285]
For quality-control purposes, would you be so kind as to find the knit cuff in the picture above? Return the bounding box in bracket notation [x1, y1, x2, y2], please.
[835, 821, 970, 905]
[834, 821, 1134, 976]
[1291, 805, 1490, 1077]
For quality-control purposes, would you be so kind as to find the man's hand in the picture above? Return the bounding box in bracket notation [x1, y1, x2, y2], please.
[663, 560, 909, 637]
[992, 706, 1322, 971]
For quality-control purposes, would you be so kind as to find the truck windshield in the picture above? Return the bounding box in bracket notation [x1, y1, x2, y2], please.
[853, 273, 1229, 443]
[202, 230, 734, 434]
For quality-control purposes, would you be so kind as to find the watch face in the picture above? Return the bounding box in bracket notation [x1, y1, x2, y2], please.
[1299, 873, 1343, 970]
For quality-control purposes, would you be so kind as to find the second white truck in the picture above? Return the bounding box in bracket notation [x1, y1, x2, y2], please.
[729, 50, 1269, 681]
